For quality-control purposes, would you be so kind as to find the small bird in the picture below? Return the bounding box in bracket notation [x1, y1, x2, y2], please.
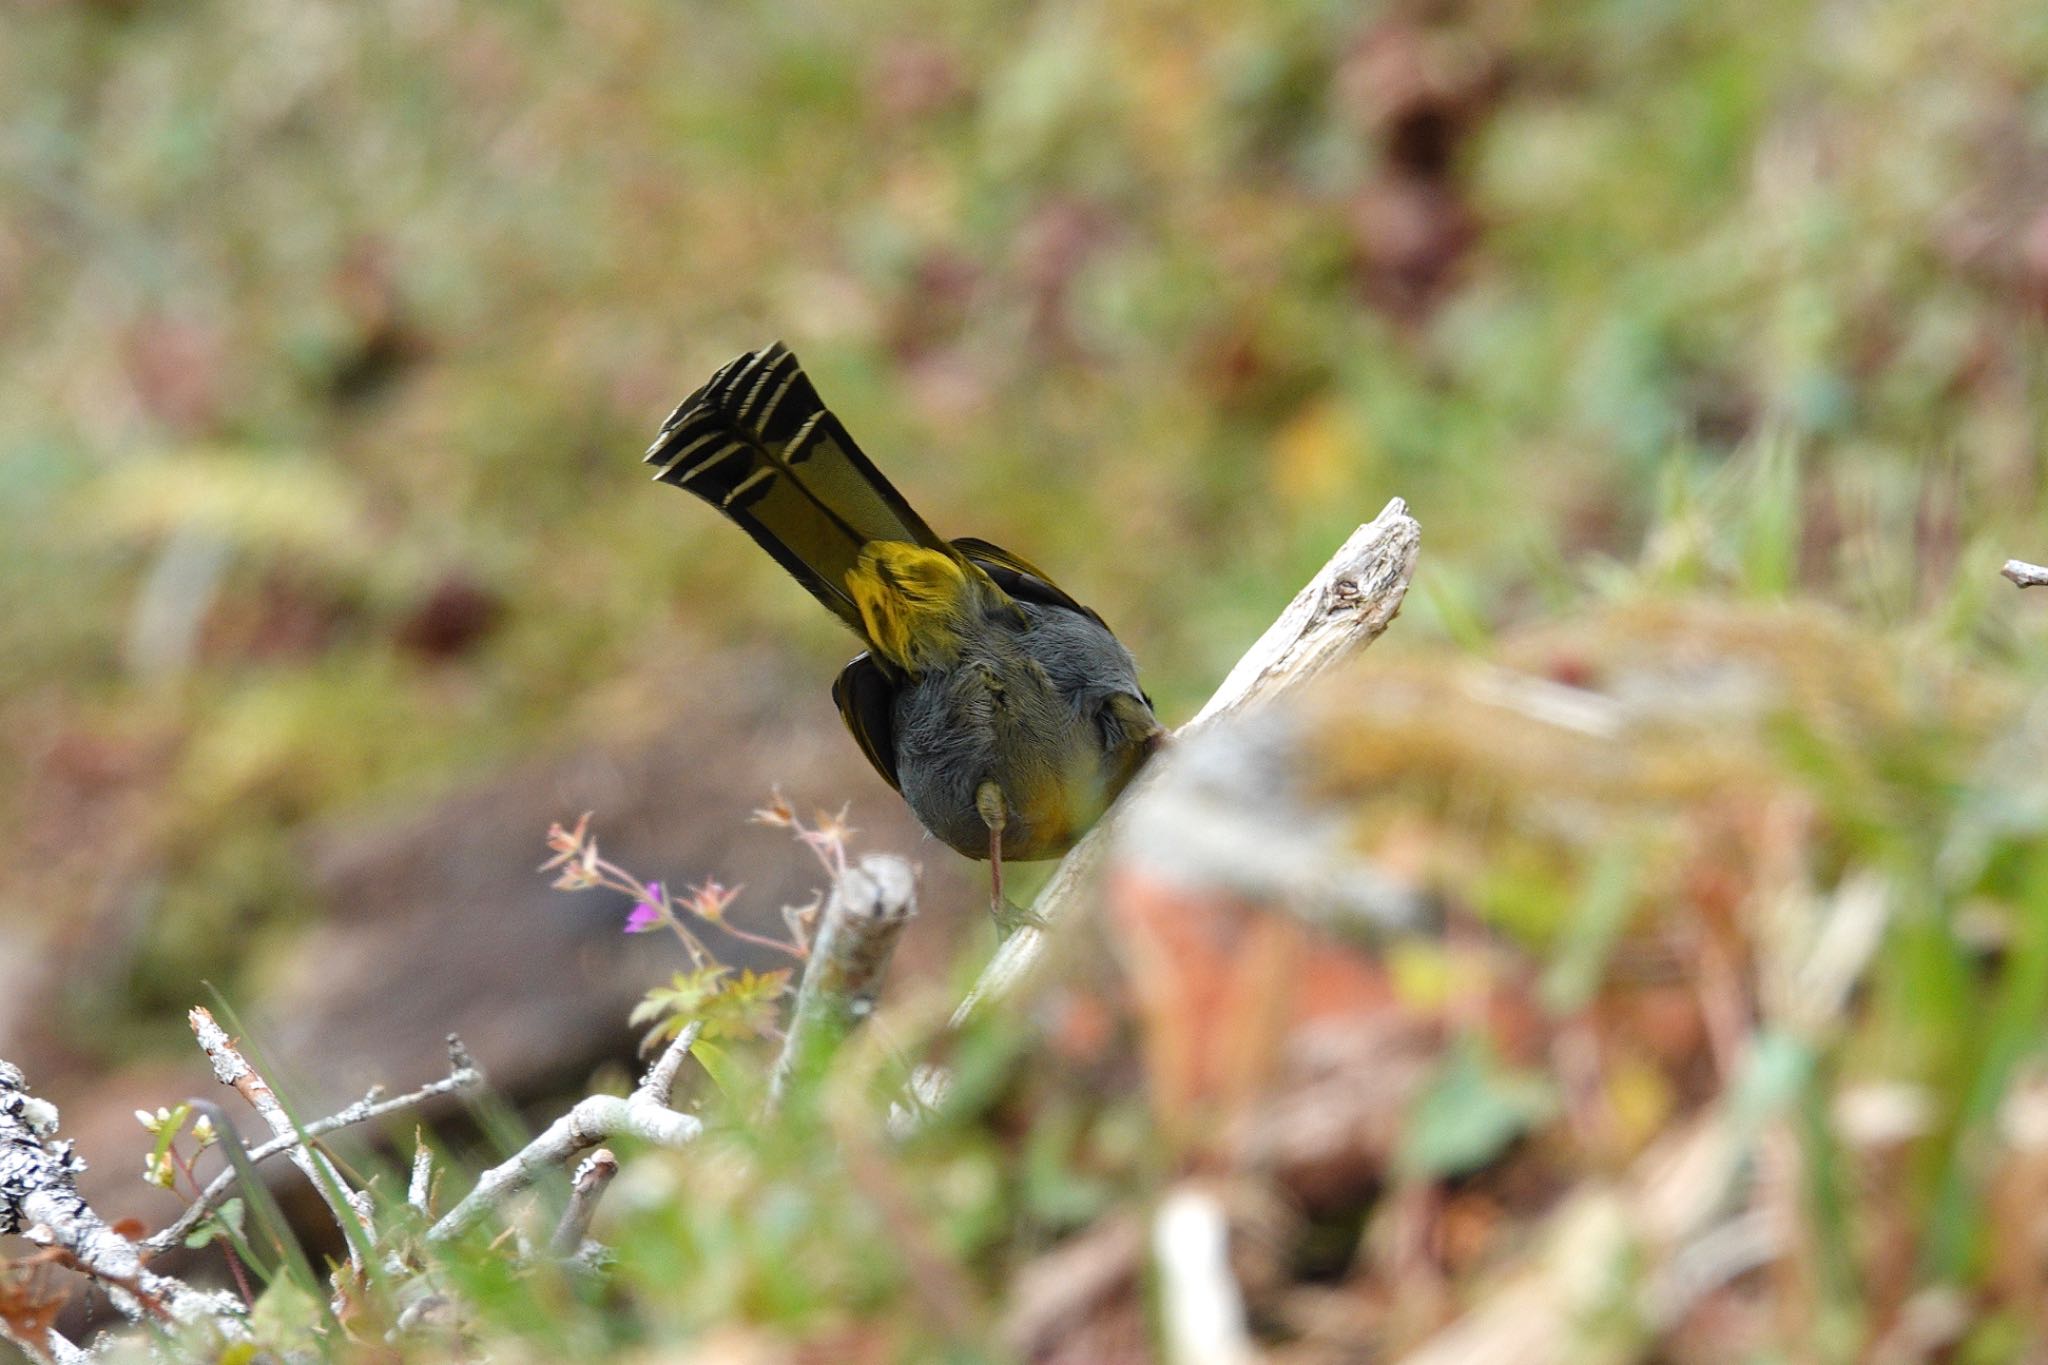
[644, 342, 1164, 924]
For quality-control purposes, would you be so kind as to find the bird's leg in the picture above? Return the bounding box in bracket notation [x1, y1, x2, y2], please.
[987, 823, 1005, 914]
[976, 781, 1009, 925]
[975, 782, 1044, 937]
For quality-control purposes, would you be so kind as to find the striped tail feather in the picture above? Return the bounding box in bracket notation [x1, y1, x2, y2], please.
[644, 343, 948, 636]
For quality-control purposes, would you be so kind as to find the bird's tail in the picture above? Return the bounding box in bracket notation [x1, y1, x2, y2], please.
[644, 342, 954, 640]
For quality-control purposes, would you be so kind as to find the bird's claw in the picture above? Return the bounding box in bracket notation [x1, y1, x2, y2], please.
[989, 896, 1048, 938]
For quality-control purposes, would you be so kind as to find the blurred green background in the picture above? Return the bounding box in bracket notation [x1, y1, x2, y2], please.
[8, 0, 2048, 1357]
[9, 0, 2046, 1022]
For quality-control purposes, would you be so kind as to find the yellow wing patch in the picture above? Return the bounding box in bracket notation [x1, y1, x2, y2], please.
[844, 542, 978, 672]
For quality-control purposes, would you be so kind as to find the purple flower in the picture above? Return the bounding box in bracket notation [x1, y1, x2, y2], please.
[625, 882, 665, 934]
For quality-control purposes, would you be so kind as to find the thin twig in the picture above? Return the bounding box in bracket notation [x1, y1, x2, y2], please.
[639, 1023, 699, 1109]
[550, 1149, 620, 1256]
[426, 1023, 705, 1244]
[953, 497, 1421, 1024]
[409, 1131, 436, 1216]
[0, 1305, 91, 1365]
[0, 1318, 51, 1365]
[186, 1007, 384, 1273]
[0, 1285, 93, 1365]
[145, 1033, 481, 1255]
[2002, 558, 2048, 588]
[767, 854, 918, 1109]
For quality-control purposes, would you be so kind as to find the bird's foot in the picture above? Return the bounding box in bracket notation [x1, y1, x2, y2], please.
[988, 895, 1048, 939]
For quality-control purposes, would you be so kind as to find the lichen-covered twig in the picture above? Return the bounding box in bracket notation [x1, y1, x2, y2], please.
[2002, 558, 2048, 588]
[954, 497, 1421, 1023]
[145, 1033, 481, 1256]
[0, 1061, 245, 1339]
[188, 1007, 376, 1274]
[426, 1023, 704, 1244]
[768, 854, 918, 1108]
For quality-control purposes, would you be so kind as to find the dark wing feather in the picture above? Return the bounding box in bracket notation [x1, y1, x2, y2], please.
[831, 651, 903, 792]
[950, 536, 1109, 631]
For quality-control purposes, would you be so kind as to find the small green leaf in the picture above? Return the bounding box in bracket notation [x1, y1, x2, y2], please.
[690, 1039, 748, 1100]
[1729, 1029, 1812, 1131]
[632, 966, 734, 1029]
[186, 1197, 246, 1249]
[1398, 1034, 1557, 1180]
[699, 968, 792, 1042]
[633, 965, 792, 1051]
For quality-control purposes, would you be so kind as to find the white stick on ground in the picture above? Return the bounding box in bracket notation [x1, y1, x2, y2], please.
[144, 1033, 481, 1255]
[768, 854, 918, 1108]
[0, 1060, 247, 1341]
[1153, 1185, 1257, 1365]
[2002, 558, 2048, 588]
[426, 1022, 705, 1244]
[953, 497, 1421, 1024]
[189, 1006, 377, 1274]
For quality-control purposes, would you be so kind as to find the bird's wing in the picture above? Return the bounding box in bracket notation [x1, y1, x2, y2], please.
[950, 536, 1109, 631]
[831, 651, 903, 792]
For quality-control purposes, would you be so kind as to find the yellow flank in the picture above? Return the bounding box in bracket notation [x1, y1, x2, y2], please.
[845, 542, 975, 670]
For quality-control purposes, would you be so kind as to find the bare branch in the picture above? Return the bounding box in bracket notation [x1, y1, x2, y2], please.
[427, 1023, 704, 1245]
[2003, 558, 2048, 588]
[768, 854, 918, 1108]
[1184, 498, 1421, 731]
[550, 1149, 619, 1256]
[144, 1034, 482, 1255]
[187, 1007, 377, 1273]
[0, 1060, 245, 1337]
[954, 498, 1421, 1023]
[638, 1021, 699, 1110]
